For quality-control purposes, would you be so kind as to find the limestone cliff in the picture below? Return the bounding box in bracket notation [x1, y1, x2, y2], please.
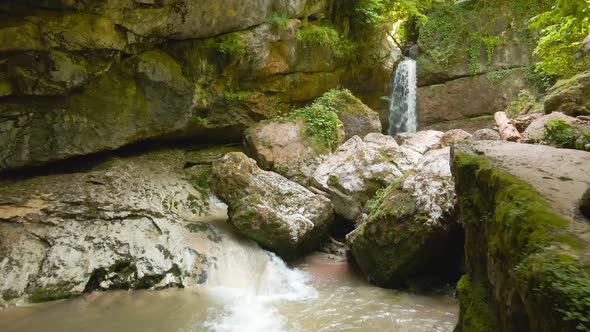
[0, 0, 397, 172]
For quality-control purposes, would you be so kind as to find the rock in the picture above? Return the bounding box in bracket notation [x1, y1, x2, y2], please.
[417, 70, 530, 130]
[0, 149, 239, 306]
[311, 133, 422, 221]
[244, 119, 329, 186]
[441, 129, 472, 147]
[452, 141, 590, 332]
[395, 130, 444, 154]
[523, 112, 578, 142]
[347, 147, 458, 287]
[209, 152, 334, 259]
[544, 71, 590, 116]
[470, 128, 501, 141]
[0, 2, 392, 173]
[580, 188, 590, 219]
[319, 89, 382, 141]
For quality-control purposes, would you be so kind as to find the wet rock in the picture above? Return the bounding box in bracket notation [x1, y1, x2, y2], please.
[0, 149, 227, 306]
[347, 147, 458, 287]
[580, 187, 590, 219]
[312, 133, 421, 221]
[470, 128, 501, 141]
[210, 152, 334, 259]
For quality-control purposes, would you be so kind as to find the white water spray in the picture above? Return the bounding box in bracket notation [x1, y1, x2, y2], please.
[388, 58, 417, 136]
[200, 226, 317, 332]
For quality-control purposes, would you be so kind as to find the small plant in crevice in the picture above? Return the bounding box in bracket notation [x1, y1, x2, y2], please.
[295, 24, 356, 59]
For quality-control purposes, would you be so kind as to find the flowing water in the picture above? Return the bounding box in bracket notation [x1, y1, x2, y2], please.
[388, 58, 418, 136]
[0, 200, 458, 332]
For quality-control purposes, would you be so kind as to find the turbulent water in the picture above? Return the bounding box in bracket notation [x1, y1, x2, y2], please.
[0, 200, 458, 332]
[388, 58, 418, 136]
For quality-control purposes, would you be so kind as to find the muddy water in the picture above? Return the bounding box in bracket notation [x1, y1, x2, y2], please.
[0, 253, 457, 332]
[0, 199, 458, 331]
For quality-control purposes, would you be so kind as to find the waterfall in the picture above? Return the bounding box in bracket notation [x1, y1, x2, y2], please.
[199, 215, 317, 332]
[388, 58, 417, 136]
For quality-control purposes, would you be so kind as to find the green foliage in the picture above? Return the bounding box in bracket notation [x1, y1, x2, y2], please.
[217, 34, 246, 59]
[223, 90, 252, 104]
[544, 119, 590, 150]
[456, 274, 496, 331]
[296, 24, 356, 59]
[529, 0, 590, 78]
[504, 90, 540, 118]
[269, 15, 290, 31]
[289, 89, 348, 150]
[516, 252, 590, 331]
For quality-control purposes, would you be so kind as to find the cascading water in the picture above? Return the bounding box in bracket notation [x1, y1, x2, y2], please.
[388, 58, 417, 136]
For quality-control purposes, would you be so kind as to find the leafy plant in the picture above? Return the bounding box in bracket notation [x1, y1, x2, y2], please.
[269, 15, 290, 31]
[544, 119, 590, 150]
[529, 0, 590, 78]
[296, 24, 356, 59]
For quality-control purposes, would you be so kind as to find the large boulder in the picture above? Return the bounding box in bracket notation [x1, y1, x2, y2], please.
[544, 71, 590, 116]
[317, 89, 382, 141]
[209, 152, 334, 259]
[0, 149, 244, 306]
[347, 147, 459, 287]
[471, 128, 501, 141]
[244, 119, 330, 186]
[452, 141, 590, 332]
[522, 112, 579, 142]
[311, 133, 422, 221]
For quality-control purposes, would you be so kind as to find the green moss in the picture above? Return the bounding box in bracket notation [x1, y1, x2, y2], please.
[29, 286, 72, 303]
[269, 15, 290, 31]
[295, 24, 356, 59]
[504, 90, 541, 118]
[456, 274, 496, 331]
[217, 33, 246, 60]
[544, 119, 590, 151]
[453, 152, 589, 330]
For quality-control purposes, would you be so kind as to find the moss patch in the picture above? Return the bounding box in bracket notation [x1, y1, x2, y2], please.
[453, 151, 589, 331]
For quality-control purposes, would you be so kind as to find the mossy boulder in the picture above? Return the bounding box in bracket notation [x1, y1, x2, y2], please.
[315, 89, 382, 141]
[209, 152, 334, 259]
[312, 133, 422, 221]
[544, 71, 590, 117]
[244, 118, 332, 186]
[347, 147, 459, 288]
[452, 141, 590, 332]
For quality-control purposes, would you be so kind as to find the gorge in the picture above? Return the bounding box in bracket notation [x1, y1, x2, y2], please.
[1, 0, 589, 332]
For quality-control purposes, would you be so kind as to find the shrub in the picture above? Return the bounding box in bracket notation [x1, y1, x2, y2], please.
[544, 119, 590, 150]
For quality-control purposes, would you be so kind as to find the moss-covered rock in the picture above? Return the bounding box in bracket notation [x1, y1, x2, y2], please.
[348, 147, 459, 288]
[544, 71, 590, 117]
[452, 141, 590, 332]
[209, 152, 334, 259]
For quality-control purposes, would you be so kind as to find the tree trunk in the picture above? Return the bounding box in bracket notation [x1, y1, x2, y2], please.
[495, 112, 522, 142]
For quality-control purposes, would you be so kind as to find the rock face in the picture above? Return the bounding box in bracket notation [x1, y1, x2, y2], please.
[544, 71, 590, 116]
[417, 70, 530, 130]
[394, 130, 444, 154]
[209, 152, 334, 259]
[441, 129, 472, 146]
[347, 147, 459, 287]
[0, 149, 241, 306]
[0, 2, 394, 172]
[311, 133, 422, 221]
[452, 141, 590, 332]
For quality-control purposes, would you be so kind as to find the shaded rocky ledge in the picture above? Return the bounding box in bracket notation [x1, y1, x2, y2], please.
[452, 141, 590, 332]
